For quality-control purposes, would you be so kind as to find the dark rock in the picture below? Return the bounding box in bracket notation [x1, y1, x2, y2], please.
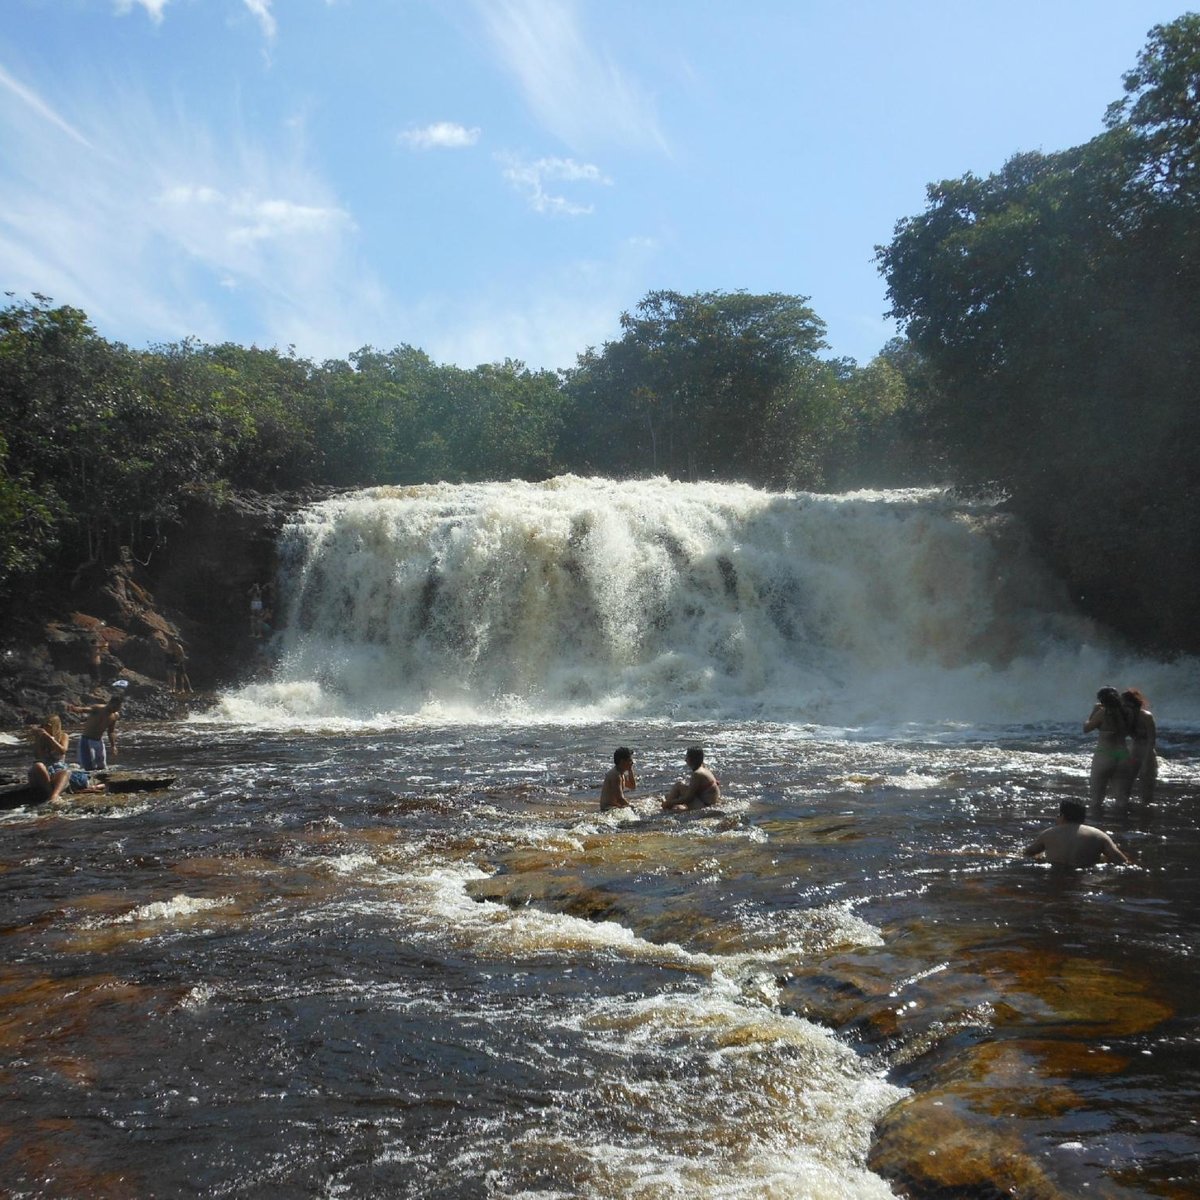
[0, 487, 332, 729]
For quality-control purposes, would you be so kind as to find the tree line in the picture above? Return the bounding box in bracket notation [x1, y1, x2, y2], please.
[0, 289, 926, 608]
[3, 14, 1198, 652]
[878, 12, 1200, 651]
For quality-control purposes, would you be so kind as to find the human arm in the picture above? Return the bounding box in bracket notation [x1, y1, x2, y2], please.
[1099, 833, 1130, 865]
[106, 715, 118, 760]
[1083, 704, 1104, 733]
[622, 765, 636, 792]
[1023, 827, 1048, 858]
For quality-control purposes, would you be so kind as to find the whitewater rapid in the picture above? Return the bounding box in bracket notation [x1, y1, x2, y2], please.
[211, 477, 1200, 729]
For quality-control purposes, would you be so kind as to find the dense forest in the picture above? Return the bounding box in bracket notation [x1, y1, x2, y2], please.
[2, 14, 1198, 653]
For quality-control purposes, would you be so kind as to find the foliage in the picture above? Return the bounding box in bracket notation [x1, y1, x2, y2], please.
[559, 289, 907, 489]
[877, 13, 1200, 648]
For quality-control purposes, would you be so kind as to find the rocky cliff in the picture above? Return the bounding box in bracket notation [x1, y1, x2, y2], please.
[0, 489, 329, 730]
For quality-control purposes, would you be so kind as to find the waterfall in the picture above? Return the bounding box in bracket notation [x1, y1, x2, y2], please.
[230, 476, 1199, 727]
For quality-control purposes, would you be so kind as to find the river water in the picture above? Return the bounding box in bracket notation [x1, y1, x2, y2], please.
[2, 478, 1198, 1199]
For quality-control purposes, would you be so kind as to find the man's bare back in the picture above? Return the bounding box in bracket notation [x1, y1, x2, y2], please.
[1025, 803, 1129, 867]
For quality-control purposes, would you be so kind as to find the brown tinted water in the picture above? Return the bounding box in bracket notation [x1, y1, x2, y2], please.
[1, 719, 1196, 1198]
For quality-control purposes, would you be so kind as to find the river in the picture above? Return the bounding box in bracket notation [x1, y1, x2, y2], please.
[1, 478, 1197, 1198]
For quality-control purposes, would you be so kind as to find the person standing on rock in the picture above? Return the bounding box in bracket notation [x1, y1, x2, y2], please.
[69, 692, 124, 770]
[248, 583, 265, 638]
[168, 638, 192, 694]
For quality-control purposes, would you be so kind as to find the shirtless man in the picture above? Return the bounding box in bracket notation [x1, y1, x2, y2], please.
[599, 747, 637, 812]
[1024, 799, 1130, 867]
[70, 693, 124, 770]
[662, 746, 720, 811]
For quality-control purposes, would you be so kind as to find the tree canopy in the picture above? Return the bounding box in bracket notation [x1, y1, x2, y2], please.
[877, 12, 1200, 648]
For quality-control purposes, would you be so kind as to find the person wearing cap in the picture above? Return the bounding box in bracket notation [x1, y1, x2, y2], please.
[68, 692, 125, 770]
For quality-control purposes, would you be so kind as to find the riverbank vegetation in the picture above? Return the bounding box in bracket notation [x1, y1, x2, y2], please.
[2, 15, 1197, 652]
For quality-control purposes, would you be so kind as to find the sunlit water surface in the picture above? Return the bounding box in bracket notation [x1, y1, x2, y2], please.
[2, 480, 1197, 1198]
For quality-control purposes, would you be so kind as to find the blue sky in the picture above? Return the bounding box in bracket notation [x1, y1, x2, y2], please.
[0, 1, 1188, 370]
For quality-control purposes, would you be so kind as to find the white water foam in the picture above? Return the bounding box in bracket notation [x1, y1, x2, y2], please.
[208, 477, 1200, 730]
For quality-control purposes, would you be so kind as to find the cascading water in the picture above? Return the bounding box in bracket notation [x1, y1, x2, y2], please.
[225, 476, 1200, 727]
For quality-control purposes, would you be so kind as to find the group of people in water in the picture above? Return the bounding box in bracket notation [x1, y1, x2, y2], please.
[600, 745, 720, 814]
[24, 693, 124, 806]
[601, 685, 1156, 869]
[1085, 686, 1157, 808]
[19, 682, 1155, 870]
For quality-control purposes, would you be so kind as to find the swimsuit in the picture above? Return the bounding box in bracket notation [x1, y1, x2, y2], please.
[45, 761, 93, 792]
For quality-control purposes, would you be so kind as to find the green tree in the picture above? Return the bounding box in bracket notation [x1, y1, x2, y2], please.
[877, 14, 1200, 649]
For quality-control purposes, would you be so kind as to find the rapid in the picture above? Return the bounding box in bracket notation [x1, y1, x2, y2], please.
[2, 477, 1197, 1198]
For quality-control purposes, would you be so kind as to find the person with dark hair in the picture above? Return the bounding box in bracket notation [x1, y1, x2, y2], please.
[1084, 686, 1133, 807]
[662, 746, 720, 811]
[1024, 799, 1129, 867]
[1121, 688, 1158, 804]
[69, 693, 124, 770]
[599, 747, 637, 811]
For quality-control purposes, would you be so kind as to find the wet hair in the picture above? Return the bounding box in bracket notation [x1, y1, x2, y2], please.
[1096, 686, 1121, 706]
[685, 746, 704, 768]
[613, 747, 632, 766]
[108, 693, 125, 709]
[1060, 799, 1087, 823]
[1121, 688, 1147, 710]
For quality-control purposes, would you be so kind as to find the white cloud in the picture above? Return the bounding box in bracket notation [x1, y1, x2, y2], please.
[242, 0, 277, 42]
[156, 187, 351, 244]
[421, 238, 658, 369]
[114, 0, 275, 40]
[398, 122, 481, 151]
[0, 70, 383, 361]
[499, 154, 611, 216]
[114, 0, 171, 23]
[0, 63, 94, 149]
[476, 0, 667, 154]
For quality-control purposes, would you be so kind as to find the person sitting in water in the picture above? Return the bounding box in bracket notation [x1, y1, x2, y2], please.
[1122, 688, 1157, 805]
[26, 714, 104, 805]
[69, 692, 124, 770]
[599, 747, 637, 811]
[662, 746, 720, 811]
[1084, 686, 1132, 807]
[1024, 799, 1129, 867]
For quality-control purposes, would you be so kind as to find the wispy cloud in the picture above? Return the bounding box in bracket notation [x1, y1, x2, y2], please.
[156, 186, 351, 244]
[114, 0, 275, 40]
[476, 0, 667, 155]
[422, 237, 659, 368]
[242, 0, 276, 42]
[114, 0, 171, 23]
[0, 69, 383, 360]
[398, 121, 481, 151]
[0, 63, 94, 149]
[499, 154, 611, 216]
